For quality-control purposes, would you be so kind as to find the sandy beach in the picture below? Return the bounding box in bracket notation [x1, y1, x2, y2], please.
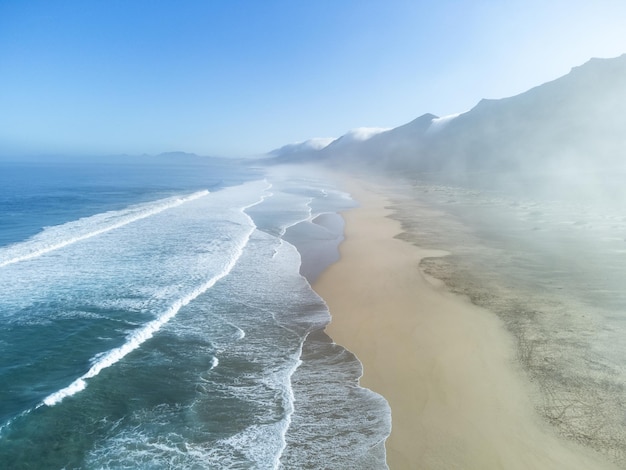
[313, 176, 617, 469]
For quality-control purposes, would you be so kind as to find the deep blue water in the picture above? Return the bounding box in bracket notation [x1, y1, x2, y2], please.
[0, 157, 390, 469]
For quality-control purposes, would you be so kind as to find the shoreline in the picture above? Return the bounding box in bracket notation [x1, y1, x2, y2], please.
[313, 175, 616, 469]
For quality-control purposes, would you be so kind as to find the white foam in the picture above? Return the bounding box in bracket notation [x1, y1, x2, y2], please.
[235, 326, 246, 340]
[0, 190, 210, 269]
[41, 189, 270, 407]
[86, 426, 211, 468]
[275, 336, 306, 468]
[279, 197, 314, 238]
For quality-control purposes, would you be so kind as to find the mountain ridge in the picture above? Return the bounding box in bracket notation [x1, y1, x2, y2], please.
[269, 54, 626, 187]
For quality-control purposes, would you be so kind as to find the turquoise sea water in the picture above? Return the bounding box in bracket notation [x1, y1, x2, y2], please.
[0, 157, 390, 469]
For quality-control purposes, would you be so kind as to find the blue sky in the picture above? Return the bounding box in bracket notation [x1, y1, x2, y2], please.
[1, 0, 626, 157]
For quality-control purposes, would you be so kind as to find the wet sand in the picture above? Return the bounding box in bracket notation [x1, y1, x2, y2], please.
[313, 176, 617, 469]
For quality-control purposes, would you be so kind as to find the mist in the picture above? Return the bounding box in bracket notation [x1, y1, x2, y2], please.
[268, 53, 626, 464]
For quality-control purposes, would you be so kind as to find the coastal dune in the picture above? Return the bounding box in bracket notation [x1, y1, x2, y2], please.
[314, 177, 616, 469]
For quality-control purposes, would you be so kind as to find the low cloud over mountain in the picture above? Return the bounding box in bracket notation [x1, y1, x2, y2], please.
[271, 54, 626, 196]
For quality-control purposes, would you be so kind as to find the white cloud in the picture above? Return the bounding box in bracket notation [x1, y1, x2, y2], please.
[341, 127, 390, 142]
[426, 113, 461, 134]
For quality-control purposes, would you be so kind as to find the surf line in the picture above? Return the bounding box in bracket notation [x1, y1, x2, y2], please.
[40, 189, 271, 408]
[0, 190, 210, 269]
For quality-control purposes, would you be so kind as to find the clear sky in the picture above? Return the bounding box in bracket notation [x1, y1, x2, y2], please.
[1, 0, 626, 157]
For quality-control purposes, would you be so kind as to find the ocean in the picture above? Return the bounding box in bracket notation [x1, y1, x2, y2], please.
[0, 157, 390, 469]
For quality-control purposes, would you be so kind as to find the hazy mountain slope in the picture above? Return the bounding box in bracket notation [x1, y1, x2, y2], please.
[270, 54, 626, 189]
[425, 54, 626, 177]
[268, 138, 336, 163]
[321, 113, 436, 166]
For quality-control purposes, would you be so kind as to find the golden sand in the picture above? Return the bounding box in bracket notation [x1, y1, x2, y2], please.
[313, 177, 616, 469]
